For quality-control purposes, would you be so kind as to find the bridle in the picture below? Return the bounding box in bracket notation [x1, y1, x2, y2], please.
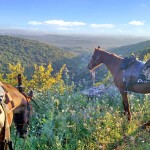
[13, 99, 31, 150]
[91, 51, 101, 68]
[13, 99, 31, 134]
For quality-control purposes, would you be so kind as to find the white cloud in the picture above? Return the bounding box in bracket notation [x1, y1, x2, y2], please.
[28, 21, 42, 25]
[57, 27, 80, 31]
[90, 24, 114, 28]
[44, 20, 86, 26]
[28, 20, 86, 27]
[128, 20, 144, 26]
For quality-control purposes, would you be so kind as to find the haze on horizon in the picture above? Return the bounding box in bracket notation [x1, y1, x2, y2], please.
[0, 0, 150, 37]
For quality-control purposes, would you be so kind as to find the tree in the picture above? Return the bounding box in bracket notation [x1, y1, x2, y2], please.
[0, 63, 68, 93]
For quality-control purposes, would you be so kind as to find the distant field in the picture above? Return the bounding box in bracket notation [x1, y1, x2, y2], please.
[0, 30, 148, 49]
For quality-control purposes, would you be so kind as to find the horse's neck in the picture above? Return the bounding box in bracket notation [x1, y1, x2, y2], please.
[2, 83, 25, 110]
[102, 52, 122, 77]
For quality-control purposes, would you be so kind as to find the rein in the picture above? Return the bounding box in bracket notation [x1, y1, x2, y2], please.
[91, 68, 121, 93]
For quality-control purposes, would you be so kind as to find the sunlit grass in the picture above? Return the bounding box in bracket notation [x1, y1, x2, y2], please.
[11, 89, 150, 150]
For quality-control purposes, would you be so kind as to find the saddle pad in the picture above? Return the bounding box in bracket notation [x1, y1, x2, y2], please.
[120, 56, 136, 70]
[123, 60, 144, 84]
[0, 84, 5, 102]
[138, 65, 150, 83]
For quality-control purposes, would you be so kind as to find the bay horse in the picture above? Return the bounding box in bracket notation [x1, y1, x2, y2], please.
[0, 77, 33, 150]
[88, 47, 150, 128]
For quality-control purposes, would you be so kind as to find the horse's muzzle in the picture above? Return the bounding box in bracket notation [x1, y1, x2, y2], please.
[17, 127, 28, 139]
[18, 129, 28, 139]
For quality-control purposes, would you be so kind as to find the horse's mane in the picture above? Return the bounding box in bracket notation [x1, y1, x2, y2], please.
[1, 82, 26, 103]
[98, 48, 123, 60]
[111, 53, 123, 59]
[1, 82, 17, 92]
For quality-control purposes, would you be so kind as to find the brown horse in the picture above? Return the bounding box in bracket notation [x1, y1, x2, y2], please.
[88, 47, 150, 128]
[0, 81, 33, 150]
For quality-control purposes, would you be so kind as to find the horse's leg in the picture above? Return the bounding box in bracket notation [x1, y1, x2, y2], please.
[120, 91, 131, 121]
[0, 129, 7, 150]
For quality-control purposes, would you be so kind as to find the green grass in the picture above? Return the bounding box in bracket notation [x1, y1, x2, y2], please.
[11, 90, 150, 150]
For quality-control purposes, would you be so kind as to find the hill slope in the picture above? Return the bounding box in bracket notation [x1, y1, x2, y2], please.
[0, 35, 77, 73]
[110, 40, 150, 57]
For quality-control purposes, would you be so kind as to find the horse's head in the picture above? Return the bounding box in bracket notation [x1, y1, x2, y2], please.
[88, 46, 103, 71]
[14, 90, 33, 139]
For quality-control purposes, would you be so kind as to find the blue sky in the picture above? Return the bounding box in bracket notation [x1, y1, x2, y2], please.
[0, 0, 150, 36]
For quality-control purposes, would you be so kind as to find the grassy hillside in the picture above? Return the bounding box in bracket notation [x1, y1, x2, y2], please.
[0, 35, 77, 73]
[110, 40, 150, 57]
[11, 87, 150, 150]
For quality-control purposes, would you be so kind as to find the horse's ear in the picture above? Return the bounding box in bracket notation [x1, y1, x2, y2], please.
[28, 90, 33, 99]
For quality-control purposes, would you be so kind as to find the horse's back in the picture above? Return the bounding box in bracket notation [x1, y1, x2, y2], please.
[2, 83, 26, 102]
[0, 83, 27, 115]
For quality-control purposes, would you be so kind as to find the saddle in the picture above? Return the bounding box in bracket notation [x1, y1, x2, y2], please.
[121, 56, 150, 90]
[140, 58, 150, 82]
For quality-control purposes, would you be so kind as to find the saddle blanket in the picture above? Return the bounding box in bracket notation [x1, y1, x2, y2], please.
[122, 57, 150, 85]
[0, 84, 5, 129]
[138, 66, 150, 83]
